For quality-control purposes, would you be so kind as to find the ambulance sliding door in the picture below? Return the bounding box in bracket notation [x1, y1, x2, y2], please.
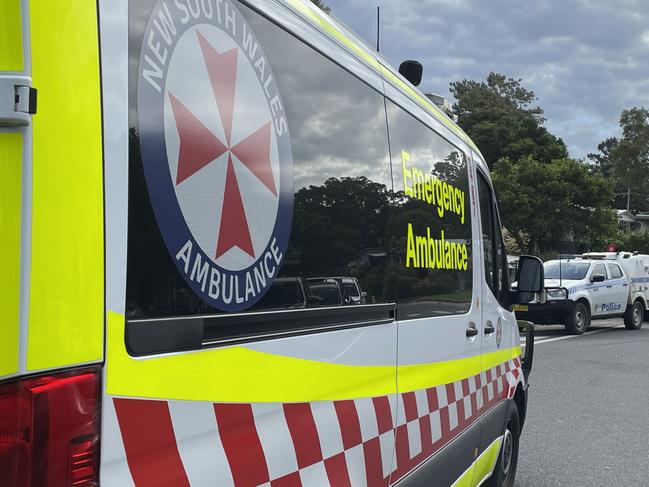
[383, 90, 483, 486]
[100, 1, 398, 485]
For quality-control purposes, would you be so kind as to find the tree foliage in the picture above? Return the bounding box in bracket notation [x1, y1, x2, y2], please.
[450, 72, 617, 254]
[587, 137, 618, 178]
[590, 107, 649, 212]
[291, 176, 392, 275]
[450, 73, 567, 169]
[492, 157, 616, 254]
[611, 230, 649, 254]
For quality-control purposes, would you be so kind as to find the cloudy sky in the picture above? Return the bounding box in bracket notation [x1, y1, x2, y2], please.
[324, 0, 649, 159]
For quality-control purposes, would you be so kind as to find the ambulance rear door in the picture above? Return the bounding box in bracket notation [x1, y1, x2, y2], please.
[2, 3, 105, 485]
[1, 0, 104, 382]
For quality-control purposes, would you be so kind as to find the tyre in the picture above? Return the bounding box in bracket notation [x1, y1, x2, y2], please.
[564, 301, 590, 335]
[624, 300, 644, 330]
[484, 403, 520, 487]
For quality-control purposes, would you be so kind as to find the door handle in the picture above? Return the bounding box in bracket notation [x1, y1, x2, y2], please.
[606, 285, 612, 288]
[484, 321, 495, 334]
[623, 283, 629, 287]
[466, 322, 478, 338]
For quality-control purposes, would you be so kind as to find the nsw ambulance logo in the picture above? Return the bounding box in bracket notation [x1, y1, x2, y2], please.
[137, 0, 293, 311]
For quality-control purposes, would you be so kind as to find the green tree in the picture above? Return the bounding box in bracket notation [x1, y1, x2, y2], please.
[590, 108, 649, 212]
[611, 108, 649, 211]
[492, 156, 617, 253]
[611, 230, 649, 254]
[290, 176, 392, 274]
[310, 0, 331, 13]
[588, 136, 618, 179]
[450, 73, 567, 169]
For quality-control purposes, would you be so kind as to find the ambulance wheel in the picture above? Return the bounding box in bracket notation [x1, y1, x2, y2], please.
[484, 403, 520, 487]
[624, 300, 643, 330]
[564, 302, 589, 335]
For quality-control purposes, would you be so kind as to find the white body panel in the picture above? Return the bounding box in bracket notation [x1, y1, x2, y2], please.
[615, 254, 649, 309]
[545, 259, 630, 317]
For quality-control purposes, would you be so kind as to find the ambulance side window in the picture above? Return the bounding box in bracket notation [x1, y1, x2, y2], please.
[477, 172, 508, 306]
[126, 0, 395, 333]
[608, 264, 623, 279]
[494, 207, 508, 303]
[386, 101, 473, 319]
[478, 176, 495, 293]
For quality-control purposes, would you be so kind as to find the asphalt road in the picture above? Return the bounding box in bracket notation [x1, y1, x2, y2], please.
[515, 319, 649, 486]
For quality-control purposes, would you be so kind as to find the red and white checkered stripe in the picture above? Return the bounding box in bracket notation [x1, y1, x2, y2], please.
[111, 357, 521, 487]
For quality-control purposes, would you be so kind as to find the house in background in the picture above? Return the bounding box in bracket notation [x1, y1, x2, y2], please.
[616, 209, 649, 231]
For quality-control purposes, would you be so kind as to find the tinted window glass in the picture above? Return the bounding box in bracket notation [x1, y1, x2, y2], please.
[544, 261, 590, 280]
[478, 174, 496, 295]
[608, 264, 623, 279]
[127, 0, 394, 320]
[386, 101, 473, 319]
[477, 171, 508, 306]
[492, 192, 508, 303]
[592, 264, 606, 278]
[254, 278, 306, 310]
[309, 284, 343, 306]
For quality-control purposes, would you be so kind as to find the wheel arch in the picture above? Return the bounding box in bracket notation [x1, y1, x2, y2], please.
[634, 295, 647, 311]
[513, 383, 527, 432]
[575, 296, 591, 312]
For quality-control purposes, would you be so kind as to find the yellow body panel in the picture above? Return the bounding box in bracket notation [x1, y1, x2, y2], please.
[0, 1, 24, 72]
[452, 464, 477, 487]
[472, 437, 503, 485]
[27, 0, 104, 371]
[0, 133, 22, 377]
[107, 312, 521, 403]
[451, 437, 503, 487]
[106, 312, 397, 403]
[399, 347, 521, 393]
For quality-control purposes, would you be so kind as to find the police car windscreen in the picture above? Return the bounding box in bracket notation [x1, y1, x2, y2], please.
[544, 261, 590, 280]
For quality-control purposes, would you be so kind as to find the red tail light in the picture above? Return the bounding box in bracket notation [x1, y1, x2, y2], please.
[0, 367, 101, 487]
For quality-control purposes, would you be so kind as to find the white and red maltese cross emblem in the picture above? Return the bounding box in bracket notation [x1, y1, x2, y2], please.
[168, 31, 276, 260]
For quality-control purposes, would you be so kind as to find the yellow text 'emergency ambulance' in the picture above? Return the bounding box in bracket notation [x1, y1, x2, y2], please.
[0, 0, 543, 486]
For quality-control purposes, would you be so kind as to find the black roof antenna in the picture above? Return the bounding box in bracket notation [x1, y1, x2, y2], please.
[376, 6, 380, 52]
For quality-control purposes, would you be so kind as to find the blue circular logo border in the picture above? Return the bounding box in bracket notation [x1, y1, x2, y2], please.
[137, 0, 294, 312]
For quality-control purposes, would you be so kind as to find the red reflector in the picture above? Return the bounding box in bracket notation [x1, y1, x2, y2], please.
[0, 367, 101, 487]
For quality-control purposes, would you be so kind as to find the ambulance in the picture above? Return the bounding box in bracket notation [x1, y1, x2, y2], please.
[0, 1, 543, 486]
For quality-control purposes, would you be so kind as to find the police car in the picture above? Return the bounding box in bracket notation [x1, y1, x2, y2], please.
[516, 257, 643, 334]
[1, 1, 543, 486]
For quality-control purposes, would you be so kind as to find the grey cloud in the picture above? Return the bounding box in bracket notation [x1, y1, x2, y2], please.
[327, 0, 649, 158]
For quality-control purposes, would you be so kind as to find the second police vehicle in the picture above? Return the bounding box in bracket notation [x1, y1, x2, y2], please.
[516, 252, 649, 334]
[0, 0, 543, 486]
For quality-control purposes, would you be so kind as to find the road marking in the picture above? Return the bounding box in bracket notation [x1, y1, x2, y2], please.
[521, 324, 625, 345]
